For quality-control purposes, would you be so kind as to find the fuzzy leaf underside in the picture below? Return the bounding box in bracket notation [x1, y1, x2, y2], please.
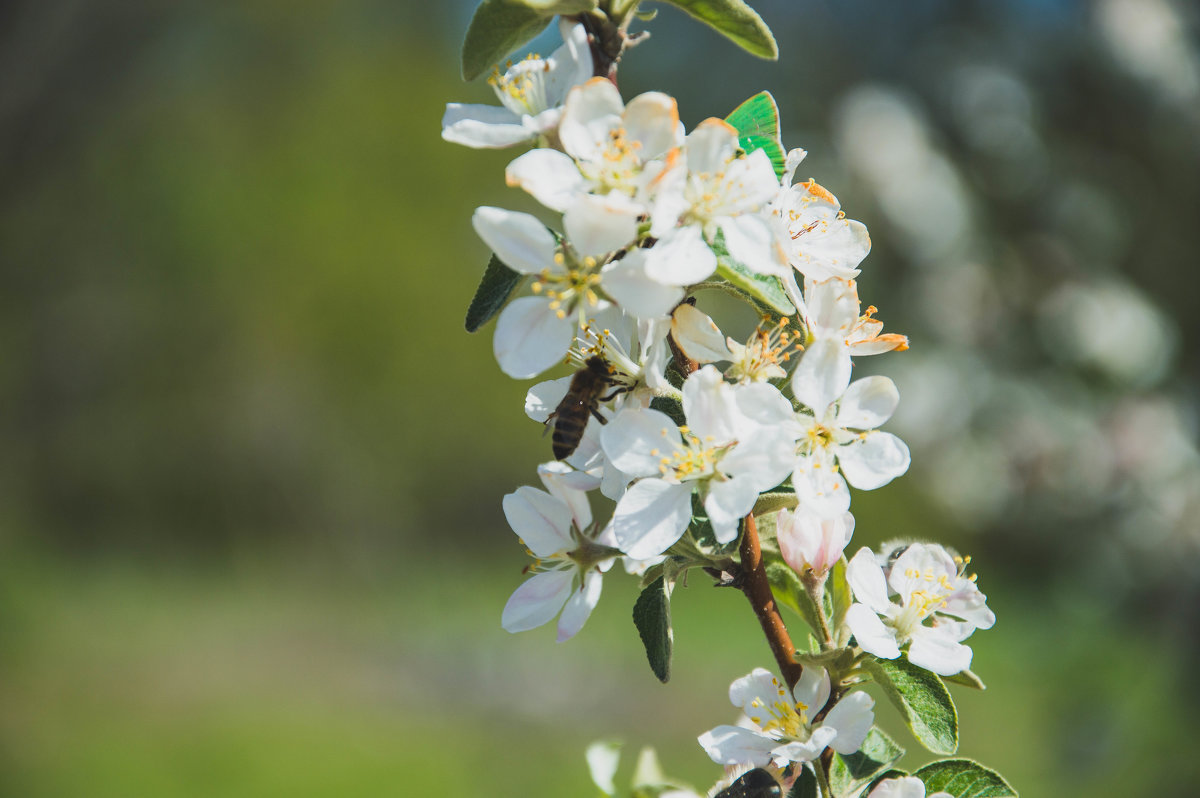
[862, 655, 959, 756]
[654, 0, 778, 60]
[462, 0, 553, 81]
[786, 765, 818, 798]
[912, 759, 1017, 798]
[831, 727, 905, 795]
[633, 575, 673, 682]
[464, 254, 523, 332]
[725, 91, 786, 178]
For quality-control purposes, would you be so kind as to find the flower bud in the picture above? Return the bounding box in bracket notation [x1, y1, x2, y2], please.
[776, 506, 854, 575]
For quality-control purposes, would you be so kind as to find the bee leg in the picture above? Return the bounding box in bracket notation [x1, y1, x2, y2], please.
[542, 413, 556, 437]
[599, 386, 631, 402]
[590, 408, 608, 425]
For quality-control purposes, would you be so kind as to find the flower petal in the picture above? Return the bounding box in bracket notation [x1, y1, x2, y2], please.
[718, 214, 789, 277]
[557, 570, 603, 641]
[501, 569, 574, 633]
[506, 149, 586, 213]
[472, 206, 558, 274]
[846, 548, 893, 613]
[643, 225, 717, 285]
[845, 603, 901, 660]
[838, 431, 910, 490]
[704, 476, 761, 543]
[601, 249, 684, 320]
[791, 338, 852, 416]
[697, 725, 777, 768]
[684, 118, 739, 175]
[611, 478, 693, 559]
[623, 91, 682, 159]
[601, 407, 681, 476]
[441, 103, 531, 148]
[564, 192, 640, 257]
[836, 376, 899, 430]
[559, 77, 625, 161]
[502, 485, 573, 557]
[793, 452, 851, 517]
[493, 296, 576, 379]
[671, 303, 732, 362]
[823, 691, 875, 754]
[908, 628, 974, 676]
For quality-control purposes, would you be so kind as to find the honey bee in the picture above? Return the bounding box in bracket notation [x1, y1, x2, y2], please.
[549, 356, 624, 460]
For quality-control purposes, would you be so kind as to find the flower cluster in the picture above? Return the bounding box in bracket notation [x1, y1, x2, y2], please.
[446, 11, 1007, 798]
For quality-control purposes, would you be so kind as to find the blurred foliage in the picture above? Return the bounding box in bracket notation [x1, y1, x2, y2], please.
[1, 0, 1198, 795]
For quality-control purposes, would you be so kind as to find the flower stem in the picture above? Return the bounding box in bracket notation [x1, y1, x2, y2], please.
[738, 512, 804, 690]
[804, 577, 835, 651]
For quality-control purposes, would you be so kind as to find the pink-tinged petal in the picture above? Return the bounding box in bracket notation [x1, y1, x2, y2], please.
[506, 149, 586, 213]
[501, 569, 574, 633]
[611, 479, 693, 559]
[564, 193, 640, 257]
[557, 570, 603, 641]
[791, 338, 852, 416]
[793, 453, 851, 517]
[560, 77, 625, 161]
[601, 251, 684, 320]
[839, 432, 910, 490]
[908, 629, 973, 676]
[525, 376, 571, 422]
[845, 603, 901, 659]
[472, 206, 558, 274]
[804, 278, 860, 337]
[704, 476, 760, 543]
[601, 407, 681, 476]
[685, 118, 739, 175]
[502, 486, 573, 556]
[493, 296, 575, 379]
[441, 103, 531, 148]
[823, 691, 875, 754]
[643, 225, 717, 285]
[671, 303, 732, 362]
[718, 215, 790, 277]
[837, 376, 899, 430]
[698, 725, 778, 767]
[623, 91, 682, 158]
[846, 548, 893, 612]
[777, 507, 854, 575]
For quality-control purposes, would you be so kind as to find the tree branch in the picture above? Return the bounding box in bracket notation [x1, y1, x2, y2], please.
[738, 512, 804, 690]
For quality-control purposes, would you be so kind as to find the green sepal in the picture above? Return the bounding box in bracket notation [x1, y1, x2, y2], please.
[464, 254, 524, 332]
[942, 668, 988, 691]
[862, 655, 959, 755]
[725, 91, 786, 178]
[632, 575, 673, 682]
[830, 727, 905, 796]
[649, 395, 685, 427]
[712, 233, 795, 315]
[912, 759, 1018, 798]
[461, 0, 595, 81]
[751, 491, 797, 516]
[786, 765, 818, 798]
[828, 557, 852, 646]
[764, 560, 820, 639]
[654, 0, 778, 60]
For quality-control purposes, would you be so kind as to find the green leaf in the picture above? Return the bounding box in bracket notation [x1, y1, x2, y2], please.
[786, 765, 817, 798]
[828, 557, 852, 645]
[633, 575, 673, 682]
[461, 0, 553, 81]
[725, 91, 786, 178]
[464, 254, 523, 332]
[711, 233, 796, 315]
[912, 759, 1018, 798]
[862, 656, 959, 755]
[655, 0, 778, 60]
[831, 728, 905, 795]
[942, 668, 988, 690]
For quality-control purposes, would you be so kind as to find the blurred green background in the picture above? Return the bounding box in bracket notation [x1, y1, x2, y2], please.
[2, 1, 1199, 795]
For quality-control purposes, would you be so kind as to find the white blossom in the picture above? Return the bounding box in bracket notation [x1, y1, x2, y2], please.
[776, 505, 854, 576]
[698, 667, 874, 768]
[501, 463, 619, 642]
[844, 543, 995, 675]
[601, 367, 794, 559]
[866, 777, 953, 798]
[441, 22, 592, 149]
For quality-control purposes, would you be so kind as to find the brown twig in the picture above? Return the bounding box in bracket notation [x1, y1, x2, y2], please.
[738, 512, 804, 690]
